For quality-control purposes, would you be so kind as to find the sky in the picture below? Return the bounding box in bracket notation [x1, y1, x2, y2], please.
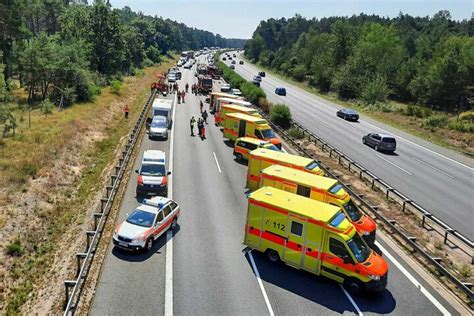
[109, 0, 473, 39]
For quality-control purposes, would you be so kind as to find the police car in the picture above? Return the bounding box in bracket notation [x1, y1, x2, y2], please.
[135, 150, 170, 197]
[113, 197, 180, 251]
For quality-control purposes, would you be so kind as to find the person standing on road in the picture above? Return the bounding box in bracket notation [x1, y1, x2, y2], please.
[177, 92, 181, 104]
[181, 90, 186, 103]
[124, 104, 129, 119]
[185, 83, 189, 93]
[197, 118, 204, 138]
[199, 100, 203, 113]
[190, 116, 196, 136]
[202, 110, 208, 124]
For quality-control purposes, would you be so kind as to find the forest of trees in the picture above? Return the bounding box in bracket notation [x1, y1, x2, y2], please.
[245, 12, 473, 113]
[0, 0, 245, 108]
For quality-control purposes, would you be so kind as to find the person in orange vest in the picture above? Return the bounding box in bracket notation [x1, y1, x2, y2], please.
[124, 104, 130, 119]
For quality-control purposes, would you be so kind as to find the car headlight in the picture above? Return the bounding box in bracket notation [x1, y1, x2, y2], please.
[368, 274, 381, 281]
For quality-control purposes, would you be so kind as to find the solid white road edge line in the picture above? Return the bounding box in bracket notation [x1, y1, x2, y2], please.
[213, 151, 222, 173]
[411, 156, 455, 179]
[375, 154, 412, 175]
[375, 241, 451, 316]
[235, 52, 473, 171]
[339, 284, 363, 316]
[248, 250, 275, 316]
[165, 93, 177, 316]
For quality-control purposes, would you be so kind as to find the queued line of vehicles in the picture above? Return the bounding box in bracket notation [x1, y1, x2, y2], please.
[114, 67, 390, 294]
[210, 91, 388, 294]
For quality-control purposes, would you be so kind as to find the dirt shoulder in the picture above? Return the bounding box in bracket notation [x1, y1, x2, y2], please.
[0, 59, 176, 314]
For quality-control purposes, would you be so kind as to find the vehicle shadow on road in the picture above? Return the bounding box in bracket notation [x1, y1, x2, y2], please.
[246, 251, 396, 314]
[223, 139, 234, 148]
[380, 151, 399, 157]
[112, 225, 181, 262]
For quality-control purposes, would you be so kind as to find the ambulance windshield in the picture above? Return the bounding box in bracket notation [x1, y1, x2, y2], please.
[347, 233, 371, 262]
[343, 200, 362, 221]
[329, 211, 346, 227]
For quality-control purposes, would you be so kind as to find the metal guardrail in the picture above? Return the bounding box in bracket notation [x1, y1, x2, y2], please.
[262, 114, 473, 302]
[217, 68, 473, 302]
[62, 89, 157, 315]
[289, 119, 474, 254]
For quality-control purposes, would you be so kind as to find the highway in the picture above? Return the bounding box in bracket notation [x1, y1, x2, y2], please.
[90, 55, 459, 315]
[224, 52, 474, 240]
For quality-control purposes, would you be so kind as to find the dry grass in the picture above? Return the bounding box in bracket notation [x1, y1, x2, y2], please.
[0, 57, 176, 314]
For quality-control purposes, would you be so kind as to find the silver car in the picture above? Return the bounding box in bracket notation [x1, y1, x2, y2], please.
[149, 116, 168, 139]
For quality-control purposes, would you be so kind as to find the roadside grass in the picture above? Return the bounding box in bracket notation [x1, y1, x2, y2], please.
[241, 56, 473, 156]
[2, 57, 176, 314]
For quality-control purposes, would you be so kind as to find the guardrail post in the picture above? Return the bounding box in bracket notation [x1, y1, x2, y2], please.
[421, 213, 431, 228]
[86, 231, 95, 250]
[402, 199, 412, 212]
[444, 229, 454, 244]
[106, 186, 113, 198]
[93, 213, 102, 230]
[76, 253, 87, 277]
[359, 169, 365, 179]
[371, 178, 378, 189]
[100, 198, 108, 212]
[111, 175, 118, 186]
[64, 280, 77, 310]
[386, 188, 394, 199]
[115, 165, 121, 175]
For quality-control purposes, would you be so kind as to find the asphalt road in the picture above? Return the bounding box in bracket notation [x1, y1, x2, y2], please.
[224, 53, 474, 240]
[90, 54, 458, 315]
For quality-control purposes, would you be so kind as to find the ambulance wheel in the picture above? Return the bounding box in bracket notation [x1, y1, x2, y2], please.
[236, 153, 243, 161]
[344, 278, 363, 295]
[266, 249, 280, 262]
[145, 237, 154, 252]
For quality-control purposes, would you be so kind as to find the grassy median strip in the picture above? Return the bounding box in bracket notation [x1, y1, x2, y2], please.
[1, 57, 176, 314]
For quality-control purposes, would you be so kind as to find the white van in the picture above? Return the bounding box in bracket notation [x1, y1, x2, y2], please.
[152, 98, 173, 128]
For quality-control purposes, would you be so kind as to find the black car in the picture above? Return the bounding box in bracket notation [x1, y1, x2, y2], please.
[337, 108, 359, 121]
[275, 87, 286, 96]
[362, 133, 397, 153]
[259, 71, 266, 77]
[239, 60, 244, 65]
[223, 57, 227, 61]
[252, 79, 260, 87]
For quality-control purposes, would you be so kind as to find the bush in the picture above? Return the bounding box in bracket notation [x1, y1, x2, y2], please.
[288, 127, 304, 139]
[365, 101, 394, 113]
[448, 120, 474, 132]
[405, 104, 424, 118]
[361, 76, 390, 105]
[40, 100, 53, 116]
[6, 236, 23, 256]
[421, 114, 449, 129]
[110, 79, 123, 95]
[270, 104, 292, 128]
[459, 111, 474, 122]
[240, 82, 266, 104]
[290, 64, 307, 82]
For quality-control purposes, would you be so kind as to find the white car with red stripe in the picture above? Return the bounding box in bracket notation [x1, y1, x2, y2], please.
[113, 197, 180, 252]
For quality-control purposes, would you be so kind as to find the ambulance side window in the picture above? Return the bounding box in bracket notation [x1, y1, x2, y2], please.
[163, 205, 172, 217]
[329, 238, 350, 259]
[290, 221, 303, 236]
[155, 211, 164, 225]
[247, 143, 258, 150]
[296, 185, 311, 198]
[255, 130, 264, 139]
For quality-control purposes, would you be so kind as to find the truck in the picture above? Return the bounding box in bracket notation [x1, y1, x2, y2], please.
[244, 186, 388, 294]
[151, 98, 173, 128]
[197, 75, 213, 94]
[209, 92, 241, 114]
[246, 148, 324, 190]
[259, 164, 377, 245]
[223, 113, 281, 149]
[187, 51, 195, 60]
[215, 98, 259, 125]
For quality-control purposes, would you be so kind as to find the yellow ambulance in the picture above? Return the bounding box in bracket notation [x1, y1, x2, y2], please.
[259, 165, 377, 245]
[209, 92, 241, 113]
[223, 113, 282, 148]
[246, 148, 324, 190]
[234, 137, 280, 161]
[244, 186, 388, 293]
[216, 102, 261, 126]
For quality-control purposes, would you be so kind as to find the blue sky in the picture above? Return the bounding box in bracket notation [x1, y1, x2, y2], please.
[109, 0, 473, 39]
